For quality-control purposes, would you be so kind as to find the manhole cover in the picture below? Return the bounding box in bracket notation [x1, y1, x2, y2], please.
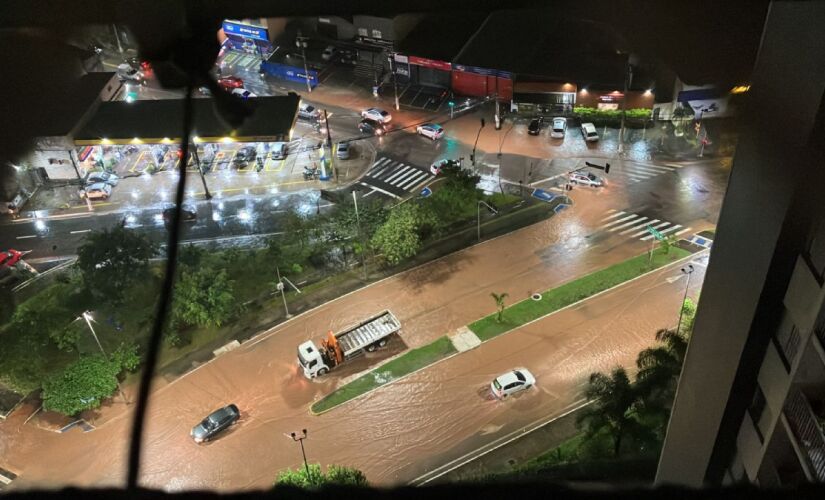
[531, 293, 542, 301]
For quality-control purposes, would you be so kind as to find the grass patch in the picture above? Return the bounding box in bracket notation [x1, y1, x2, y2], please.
[470, 247, 692, 341]
[311, 336, 456, 414]
[698, 229, 716, 240]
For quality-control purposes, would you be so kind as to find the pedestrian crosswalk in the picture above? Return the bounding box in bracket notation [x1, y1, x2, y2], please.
[618, 162, 682, 183]
[359, 157, 434, 199]
[600, 210, 692, 242]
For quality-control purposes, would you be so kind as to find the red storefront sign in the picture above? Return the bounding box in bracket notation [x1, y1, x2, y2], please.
[408, 56, 452, 72]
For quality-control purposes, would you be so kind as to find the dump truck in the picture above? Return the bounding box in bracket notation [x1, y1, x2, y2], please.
[297, 310, 401, 378]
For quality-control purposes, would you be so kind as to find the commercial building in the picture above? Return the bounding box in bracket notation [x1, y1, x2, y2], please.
[656, 1, 825, 487]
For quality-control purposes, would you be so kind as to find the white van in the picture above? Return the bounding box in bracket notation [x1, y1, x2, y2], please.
[270, 142, 288, 160]
[581, 122, 599, 142]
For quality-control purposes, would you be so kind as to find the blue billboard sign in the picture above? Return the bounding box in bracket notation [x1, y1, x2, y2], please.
[260, 61, 319, 88]
[222, 20, 269, 42]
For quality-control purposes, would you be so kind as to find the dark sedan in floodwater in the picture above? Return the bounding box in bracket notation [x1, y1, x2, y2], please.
[191, 404, 240, 443]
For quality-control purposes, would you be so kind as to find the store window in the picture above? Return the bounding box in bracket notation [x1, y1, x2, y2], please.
[371, 29, 383, 39]
[358, 28, 368, 37]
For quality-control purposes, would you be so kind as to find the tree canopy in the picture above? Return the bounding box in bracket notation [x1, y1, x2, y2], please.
[76, 227, 158, 304]
[172, 267, 237, 328]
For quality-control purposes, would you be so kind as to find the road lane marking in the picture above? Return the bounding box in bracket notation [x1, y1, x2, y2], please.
[601, 214, 639, 228]
[631, 220, 672, 238]
[70, 229, 92, 234]
[601, 210, 626, 222]
[610, 216, 649, 232]
[620, 219, 659, 235]
[358, 182, 401, 199]
[16, 235, 37, 239]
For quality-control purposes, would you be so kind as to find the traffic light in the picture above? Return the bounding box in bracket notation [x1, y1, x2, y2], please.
[448, 101, 455, 108]
[480, 118, 486, 128]
[605, 162, 610, 174]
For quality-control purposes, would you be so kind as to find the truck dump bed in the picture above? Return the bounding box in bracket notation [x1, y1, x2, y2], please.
[336, 311, 401, 356]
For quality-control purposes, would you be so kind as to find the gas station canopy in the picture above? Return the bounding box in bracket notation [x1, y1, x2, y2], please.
[74, 94, 300, 145]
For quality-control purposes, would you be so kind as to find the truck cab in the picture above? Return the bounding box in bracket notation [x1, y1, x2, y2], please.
[297, 341, 329, 378]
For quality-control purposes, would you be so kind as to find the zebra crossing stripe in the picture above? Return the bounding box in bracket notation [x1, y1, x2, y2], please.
[610, 216, 649, 232]
[398, 171, 430, 189]
[630, 164, 675, 173]
[624, 172, 653, 180]
[674, 227, 692, 237]
[620, 218, 660, 235]
[370, 162, 395, 179]
[665, 163, 685, 169]
[392, 170, 421, 188]
[384, 165, 413, 184]
[631, 221, 672, 238]
[601, 210, 626, 222]
[641, 224, 682, 241]
[602, 214, 640, 228]
[386, 166, 416, 185]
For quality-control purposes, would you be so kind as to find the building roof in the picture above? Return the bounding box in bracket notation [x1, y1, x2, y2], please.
[39, 72, 116, 138]
[74, 95, 300, 144]
[397, 11, 488, 63]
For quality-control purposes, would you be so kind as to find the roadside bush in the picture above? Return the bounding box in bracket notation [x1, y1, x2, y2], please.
[573, 107, 652, 128]
[274, 464, 367, 488]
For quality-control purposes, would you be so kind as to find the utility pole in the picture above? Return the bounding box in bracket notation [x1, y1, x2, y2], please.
[470, 118, 486, 168]
[388, 51, 400, 111]
[296, 32, 312, 93]
[112, 24, 123, 54]
[190, 145, 212, 199]
[289, 429, 311, 479]
[353, 191, 368, 280]
[618, 55, 632, 155]
[81, 312, 128, 404]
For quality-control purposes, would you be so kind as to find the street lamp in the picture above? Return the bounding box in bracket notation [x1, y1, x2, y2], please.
[477, 200, 498, 242]
[352, 191, 368, 280]
[275, 266, 292, 319]
[295, 33, 312, 93]
[80, 311, 128, 404]
[289, 429, 311, 478]
[617, 55, 633, 156]
[470, 118, 486, 168]
[388, 51, 400, 111]
[676, 265, 695, 334]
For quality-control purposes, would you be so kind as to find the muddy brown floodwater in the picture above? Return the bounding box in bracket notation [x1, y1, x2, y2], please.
[1, 164, 718, 491]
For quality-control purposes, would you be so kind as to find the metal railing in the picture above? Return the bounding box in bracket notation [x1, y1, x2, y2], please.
[784, 387, 825, 481]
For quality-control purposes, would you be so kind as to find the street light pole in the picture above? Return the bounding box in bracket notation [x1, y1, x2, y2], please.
[470, 118, 486, 168]
[276, 266, 292, 318]
[676, 265, 695, 334]
[81, 312, 128, 404]
[477, 200, 498, 242]
[296, 33, 312, 93]
[289, 429, 310, 478]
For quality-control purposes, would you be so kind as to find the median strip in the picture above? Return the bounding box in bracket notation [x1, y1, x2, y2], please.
[311, 336, 456, 414]
[312, 245, 693, 414]
[469, 247, 691, 341]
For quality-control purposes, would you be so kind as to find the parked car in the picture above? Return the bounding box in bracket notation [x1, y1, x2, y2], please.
[81, 182, 112, 200]
[358, 118, 387, 136]
[0, 249, 23, 268]
[162, 204, 197, 224]
[124, 57, 152, 77]
[336, 141, 351, 160]
[569, 170, 606, 187]
[581, 122, 599, 142]
[218, 76, 244, 91]
[527, 117, 543, 136]
[233, 146, 257, 167]
[361, 107, 392, 123]
[116, 64, 145, 85]
[491, 368, 536, 399]
[298, 102, 322, 122]
[416, 123, 445, 141]
[551, 117, 567, 138]
[270, 142, 288, 160]
[430, 158, 460, 176]
[86, 171, 119, 186]
[321, 45, 338, 61]
[231, 88, 256, 99]
[190, 404, 240, 443]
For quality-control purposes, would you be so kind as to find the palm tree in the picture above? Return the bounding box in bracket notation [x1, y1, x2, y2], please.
[577, 367, 648, 457]
[490, 292, 508, 323]
[635, 298, 695, 433]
